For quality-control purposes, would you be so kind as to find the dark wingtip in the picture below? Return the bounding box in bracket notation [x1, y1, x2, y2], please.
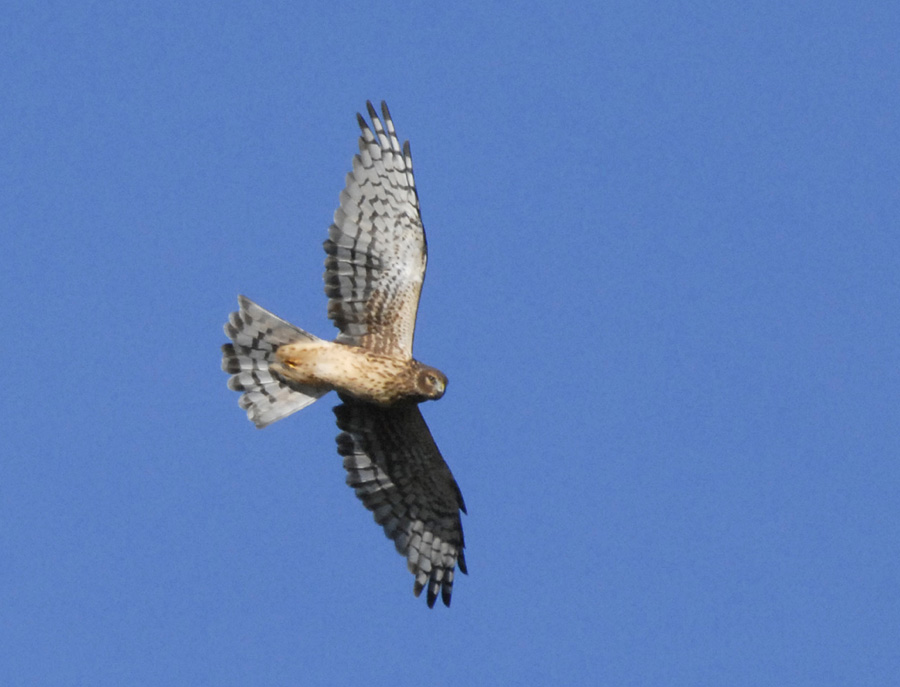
[366, 100, 379, 123]
[442, 584, 452, 607]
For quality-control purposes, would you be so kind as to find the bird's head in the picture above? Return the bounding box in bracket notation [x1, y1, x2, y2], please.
[415, 365, 447, 401]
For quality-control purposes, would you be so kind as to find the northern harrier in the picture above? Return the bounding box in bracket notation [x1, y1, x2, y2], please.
[221, 102, 466, 607]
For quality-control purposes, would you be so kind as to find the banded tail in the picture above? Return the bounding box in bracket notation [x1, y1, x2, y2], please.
[222, 296, 327, 428]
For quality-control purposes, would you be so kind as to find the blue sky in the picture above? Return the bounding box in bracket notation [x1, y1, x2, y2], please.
[3, 2, 898, 685]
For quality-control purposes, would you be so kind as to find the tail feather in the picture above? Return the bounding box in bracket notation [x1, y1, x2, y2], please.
[222, 296, 327, 428]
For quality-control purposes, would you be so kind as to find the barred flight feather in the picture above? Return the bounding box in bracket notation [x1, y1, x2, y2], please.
[222, 296, 327, 428]
[334, 398, 466, 608]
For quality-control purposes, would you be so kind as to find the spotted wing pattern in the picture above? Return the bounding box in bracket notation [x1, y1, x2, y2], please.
[334, 399, 467, 608]
[323, 101, 426, 359]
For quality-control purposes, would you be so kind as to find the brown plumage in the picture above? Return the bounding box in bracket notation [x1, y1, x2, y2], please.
[273, 340, 446, 406]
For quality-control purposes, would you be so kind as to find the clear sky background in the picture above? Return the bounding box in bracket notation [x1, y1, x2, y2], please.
[3, 2, 898, 685]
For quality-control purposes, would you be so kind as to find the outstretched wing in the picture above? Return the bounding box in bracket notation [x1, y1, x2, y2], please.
[323, 101, 426, 359]
[334, 399, 467, 607]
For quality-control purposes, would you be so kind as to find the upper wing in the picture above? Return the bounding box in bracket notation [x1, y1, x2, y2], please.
[323, 101, 426, 359]
[334, 398, 467, 608]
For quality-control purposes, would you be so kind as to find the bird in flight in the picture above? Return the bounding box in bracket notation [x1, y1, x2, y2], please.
[221, 101, 466, 607]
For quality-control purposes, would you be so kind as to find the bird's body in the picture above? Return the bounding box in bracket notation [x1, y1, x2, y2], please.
[273, 338, 446, 406]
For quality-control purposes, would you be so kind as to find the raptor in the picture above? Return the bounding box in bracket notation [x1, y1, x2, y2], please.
[222, 102, 466, 607]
